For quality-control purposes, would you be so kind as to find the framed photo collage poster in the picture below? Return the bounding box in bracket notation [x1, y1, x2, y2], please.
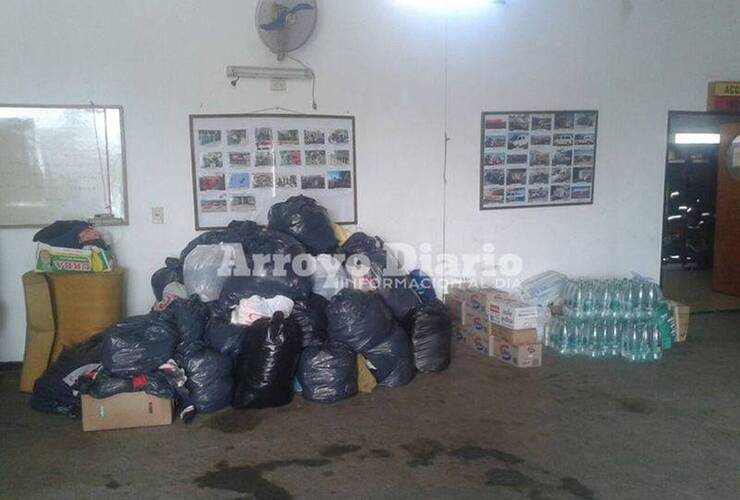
[479, 110, 598, 209]
[190, 113, 357, 229]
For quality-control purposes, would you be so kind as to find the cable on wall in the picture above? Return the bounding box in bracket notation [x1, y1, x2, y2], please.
[286, 54, 318, 110]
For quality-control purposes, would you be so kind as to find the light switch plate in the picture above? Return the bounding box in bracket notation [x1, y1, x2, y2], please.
[270, 78, 287, 91]
[151, 207, 164, 224]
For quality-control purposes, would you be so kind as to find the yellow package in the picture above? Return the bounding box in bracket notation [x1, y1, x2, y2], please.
[357, 354, 377, 393]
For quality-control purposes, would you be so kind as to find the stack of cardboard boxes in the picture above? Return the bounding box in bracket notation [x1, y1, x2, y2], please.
[448, 285, 543, 368]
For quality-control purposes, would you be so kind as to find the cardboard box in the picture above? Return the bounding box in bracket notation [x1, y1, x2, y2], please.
[490, 337, 542, 368]
[463, 304, 537, 345]
[666, 300, 690, 342]
[445, 295, 463, 322]
[464, 287, 513, 313]
[446, 283, 469, 300]
[82, 392, 173, 432]
[452, 322, 467, 344]
[487, 299, 538, 330]
[463, 327, 490, 356]
[35, 243, 114, 273]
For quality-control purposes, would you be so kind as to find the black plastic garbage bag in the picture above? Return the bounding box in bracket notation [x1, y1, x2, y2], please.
[204, 318, 247, 358]
[163, 296, 209, 356]
[33, 220, 109, 250]
[408, 269, 438, 305]
[180, 220, 260, 263]
[101, 315, 177, 377]
[364, 325, 416, 387]
[268, 195, 337, 255]
[292, 294, 329, 348]
[214, 227, 311, 309]
[341, 233, 421, 321]
[77, 369, 176, 400]
[242, 227, 306, 258]
[327, 289, 393, 352]
[151, 257, 183, 301]
[340, 232, 386, 267]
[183, 344, 233, 413]
[377, 279, 422, 323]
[403, 300, 452, 373]
[30, 334, 104, 417]
[297, 343, 357, 403]
[232, 312, 302, 409]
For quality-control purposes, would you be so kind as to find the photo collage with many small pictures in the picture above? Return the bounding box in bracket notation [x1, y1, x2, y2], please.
[194, 122, 354, 216]
[480, 110, 598, 208]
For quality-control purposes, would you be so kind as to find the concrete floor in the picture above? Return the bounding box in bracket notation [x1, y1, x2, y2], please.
[662, 268, 740, 313]
[1, 312, 739, 500]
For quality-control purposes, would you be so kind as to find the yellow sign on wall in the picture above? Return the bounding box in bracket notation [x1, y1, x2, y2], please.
[712, 82, 740, 97]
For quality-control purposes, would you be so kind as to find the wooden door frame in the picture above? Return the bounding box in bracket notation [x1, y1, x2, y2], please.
[659, 110, 740, 288]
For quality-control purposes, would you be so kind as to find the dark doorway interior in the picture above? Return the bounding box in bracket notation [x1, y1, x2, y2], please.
[661, 111, 740, 312]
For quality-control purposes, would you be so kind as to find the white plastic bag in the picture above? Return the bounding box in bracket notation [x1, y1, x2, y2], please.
[183, 243, 247, 302]
[518, 270, 568, 306]
[313, 254, 350, 300]
[231, 295, 295, 326]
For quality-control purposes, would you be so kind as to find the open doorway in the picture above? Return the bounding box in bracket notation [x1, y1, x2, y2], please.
[661, 111, 740, 312]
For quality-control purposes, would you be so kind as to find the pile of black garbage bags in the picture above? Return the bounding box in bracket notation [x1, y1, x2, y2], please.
[31, 195, 452, 421]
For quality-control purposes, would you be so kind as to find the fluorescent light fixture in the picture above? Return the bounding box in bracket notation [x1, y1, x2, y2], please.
[395, 0, 502, 12]
[226, 66, 313, 80]
[674, 133, 720, 145]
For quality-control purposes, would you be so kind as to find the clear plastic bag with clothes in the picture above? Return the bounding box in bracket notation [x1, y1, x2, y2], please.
[183, 243, 248, 302]
[231, 295, 295, 326]
[313, 254, 350, 300]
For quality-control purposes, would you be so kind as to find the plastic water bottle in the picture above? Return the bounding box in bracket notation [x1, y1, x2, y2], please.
[621, 320, 639, 361]
[605, 317, 621, 356]
[561, 319, 577, 356]
[649, 322, 663, 361]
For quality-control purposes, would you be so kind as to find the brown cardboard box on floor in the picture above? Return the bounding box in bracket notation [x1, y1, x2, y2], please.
[490, 336, 542, 368]
[445, 295, 463, 322]
[666, 300, 691, 342]
[463, 304, 538, 345]
[82, 392, 173, 432]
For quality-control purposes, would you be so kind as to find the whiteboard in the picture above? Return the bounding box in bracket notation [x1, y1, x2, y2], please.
[0, 105, 127, 227]
[189, 113, 357, 229]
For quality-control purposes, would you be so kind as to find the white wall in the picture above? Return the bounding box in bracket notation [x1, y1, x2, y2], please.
[444, 0, 740, 281]
[1, 0, 738, 361]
